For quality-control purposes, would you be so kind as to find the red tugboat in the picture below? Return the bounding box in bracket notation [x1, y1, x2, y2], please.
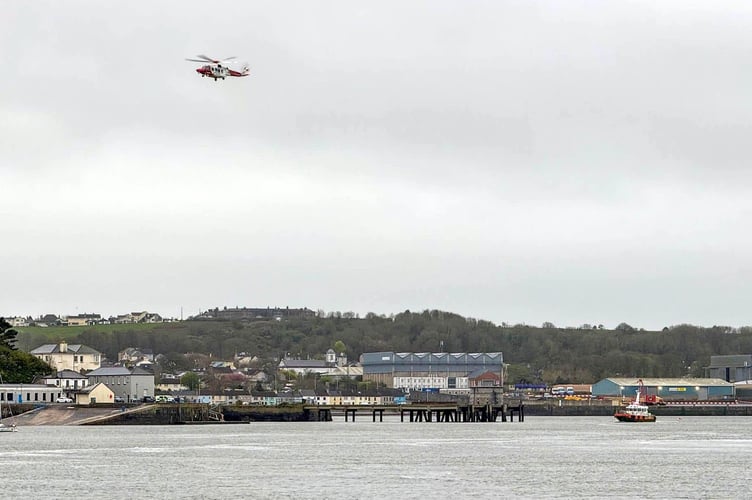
[614, 379, 656, 423]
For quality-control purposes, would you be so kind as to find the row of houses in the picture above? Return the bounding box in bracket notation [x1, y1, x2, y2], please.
[169, 388, 408, 406]
[6, 311, 167, 328]
[5, 305, 319, 327]
[22, 339, 752, 404]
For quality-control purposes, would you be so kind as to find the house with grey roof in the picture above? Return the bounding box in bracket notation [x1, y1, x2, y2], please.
[118, 347, 155, 365]
[38, 369, 90, 396]
[86, 366, 155, 402]
[36, 314, 62, 327]
[65, 313, 104, 326]
[30, 341, 102, 373]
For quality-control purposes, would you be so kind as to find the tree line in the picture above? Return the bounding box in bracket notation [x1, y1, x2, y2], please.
[1, 318, 54, 383]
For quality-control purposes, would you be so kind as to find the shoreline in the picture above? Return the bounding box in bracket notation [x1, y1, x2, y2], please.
[6, 401, 752, 425]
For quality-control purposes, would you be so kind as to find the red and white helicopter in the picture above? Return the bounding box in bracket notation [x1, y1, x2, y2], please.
[185, 55, 250, 81]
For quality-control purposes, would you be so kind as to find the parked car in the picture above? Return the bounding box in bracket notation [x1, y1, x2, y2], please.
[56, 397, 74, 403]
[142, 396, 155, 403]
[114, 396, 125, 403]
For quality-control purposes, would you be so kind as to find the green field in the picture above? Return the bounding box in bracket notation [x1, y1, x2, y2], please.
[14, 323, 165, 351]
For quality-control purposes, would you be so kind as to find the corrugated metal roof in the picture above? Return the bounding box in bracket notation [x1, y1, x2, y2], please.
[604, 377, 734, 387]
[279, 359, 327, 368]
[362, 352, 503, 365]
[708, 355, 752, 368]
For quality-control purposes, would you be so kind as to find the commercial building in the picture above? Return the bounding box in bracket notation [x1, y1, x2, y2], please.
[706, 354, 752, 383]
[360, 352, 504, 390]
[592, 377, 735, 401]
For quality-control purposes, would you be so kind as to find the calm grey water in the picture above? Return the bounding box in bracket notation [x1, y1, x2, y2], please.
[1, 416, 749, 499]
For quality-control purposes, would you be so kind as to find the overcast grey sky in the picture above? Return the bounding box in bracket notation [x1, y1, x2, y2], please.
[2, 1, 751, 329]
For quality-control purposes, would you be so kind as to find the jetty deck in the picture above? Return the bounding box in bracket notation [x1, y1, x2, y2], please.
[304, 403, 525, 422]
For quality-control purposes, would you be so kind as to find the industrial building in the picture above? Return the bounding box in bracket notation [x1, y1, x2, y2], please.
[592, 377, 735, 401]
[360, 352, 504, 390]
[706, 354, 752, 383]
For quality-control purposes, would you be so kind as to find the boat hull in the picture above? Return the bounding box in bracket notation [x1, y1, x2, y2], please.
[614, 413, 656, 422]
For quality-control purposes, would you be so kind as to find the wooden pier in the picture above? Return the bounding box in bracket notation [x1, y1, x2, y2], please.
[305, 403, 524, 423]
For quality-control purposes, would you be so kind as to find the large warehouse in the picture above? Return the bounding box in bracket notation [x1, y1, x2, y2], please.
[592, 377, 735, 401]
[360, 352, 504, 390]
[706, 354, 752, 383]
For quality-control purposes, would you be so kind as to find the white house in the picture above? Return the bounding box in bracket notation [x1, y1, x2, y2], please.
[118, 347, 155, 365]
[30, 341, 102, 373]
[39, 369, 90, 394]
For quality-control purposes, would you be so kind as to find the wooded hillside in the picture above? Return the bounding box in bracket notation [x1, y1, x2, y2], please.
[14, 310, 752, 385]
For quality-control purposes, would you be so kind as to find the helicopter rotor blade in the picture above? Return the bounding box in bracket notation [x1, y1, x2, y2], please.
[195, 54, 219, 63]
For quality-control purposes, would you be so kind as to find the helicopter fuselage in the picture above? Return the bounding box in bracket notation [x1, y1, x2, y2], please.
[195, 64, 247, 81]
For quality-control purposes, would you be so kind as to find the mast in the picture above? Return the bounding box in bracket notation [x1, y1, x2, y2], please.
[635, 378, 644, 404]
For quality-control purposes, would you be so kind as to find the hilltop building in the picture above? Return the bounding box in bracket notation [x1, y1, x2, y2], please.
[5, 316, 32, 327]
[192, 306, 316, 321]
[64, 313, 105, 326]
[111, 311, 164, 324]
